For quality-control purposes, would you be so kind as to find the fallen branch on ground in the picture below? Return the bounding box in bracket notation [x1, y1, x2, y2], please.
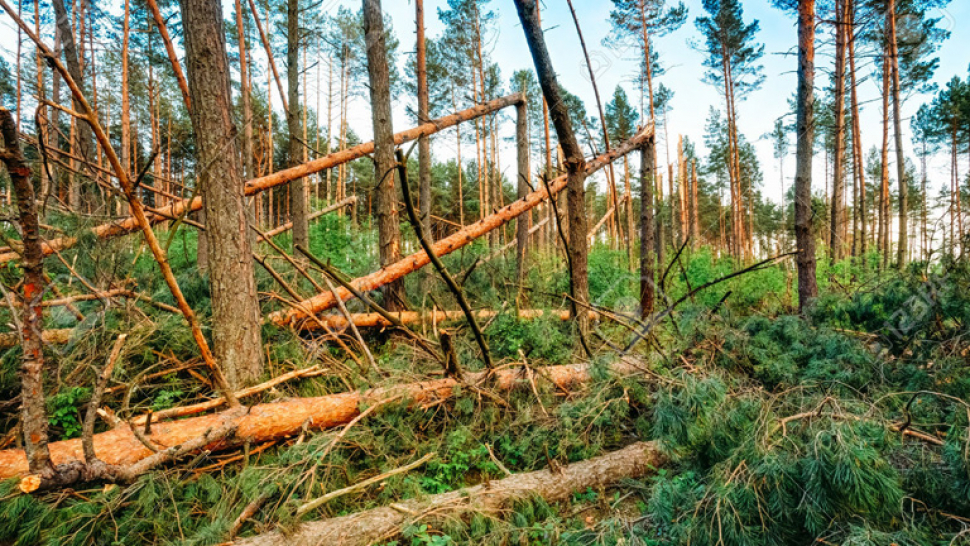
[0, 359, 644, 484]
[236, 441, 664, 546]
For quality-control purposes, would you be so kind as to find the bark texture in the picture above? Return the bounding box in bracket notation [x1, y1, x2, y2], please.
[888, 0, 908, 268]
[363, 0, 406, 311]
[236, 441, 665, 546]
[0, 108, 50, 475]
[180, 0, 264, 388]
[287, 0, 308, 250]
[515, 99, 530, 286]
[640, 139, 656, 318]
[794, 0, 819, 312]
[0, 360, 644, 481]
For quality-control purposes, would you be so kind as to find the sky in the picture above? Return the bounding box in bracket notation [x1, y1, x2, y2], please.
[0, 0, 967, 209]
[327, 0, 969, 207]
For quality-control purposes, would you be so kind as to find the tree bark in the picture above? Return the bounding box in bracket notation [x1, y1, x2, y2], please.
[640, 138, 656, 318]
[287, 0, 308, 250]
[515, 99, 531, 287]
[847, 0, 867, 259]
[416, 0, 431, 238]
[879, 54, 891, 269]
[363, 0, 406, 311]
[180, 0, 264, 388]
[51, 0, 92, 211]
[0, 107, 52, 476]
[236, 441, 664, 546]
[829, 0, 847, 262]
[794, 0, 818, 312]
[888, 0, 907, 269]
[514, 0, 591, 337]
[235, 0, 254, 181]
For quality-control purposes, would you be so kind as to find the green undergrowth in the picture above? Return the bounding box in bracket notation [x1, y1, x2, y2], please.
[1, 214, 970, 545]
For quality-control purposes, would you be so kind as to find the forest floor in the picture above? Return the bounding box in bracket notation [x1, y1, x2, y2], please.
[0, 216, 969, 546]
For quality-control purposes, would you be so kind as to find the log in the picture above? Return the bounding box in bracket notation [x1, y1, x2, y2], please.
[299, 308, 599, 332]
[269, 125, 655, 327]
[256, 196, 357, 242]
[235, 441, 664, 546]
[0, 359, 643, 481]
[0, 309, 597, 348]
[0, 95, 525, 264]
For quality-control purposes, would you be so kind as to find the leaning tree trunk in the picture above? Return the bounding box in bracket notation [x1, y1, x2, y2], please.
[514, 0, 591, 339]
[794, 0, 819, 312]
[363, 0, 407, 311]
[180, 0, 264, 388]
[287, 0, 309, 250]
[0, 108, 51, 476]
[236, 441, 665, 546]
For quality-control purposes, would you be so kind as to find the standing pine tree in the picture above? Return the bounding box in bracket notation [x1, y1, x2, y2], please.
[695, 0, 764, 260]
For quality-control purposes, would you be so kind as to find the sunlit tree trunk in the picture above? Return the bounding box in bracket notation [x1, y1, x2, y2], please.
[795, 0, 819, 312]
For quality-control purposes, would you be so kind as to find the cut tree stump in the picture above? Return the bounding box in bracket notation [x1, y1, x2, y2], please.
[234, 441, 664, 546]
[0, 359, 645, 482]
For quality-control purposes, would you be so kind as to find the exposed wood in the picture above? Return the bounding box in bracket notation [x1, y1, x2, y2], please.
[268, 125, 653, 327]
[0, 95, 526, 264]
[0, 360, 645, 481]
[237, 441, 664, 546]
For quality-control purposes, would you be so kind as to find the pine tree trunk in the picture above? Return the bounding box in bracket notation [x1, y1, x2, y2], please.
[180, 0, 264, 388]
[829, 0, 847, 262]
[363, 0, 407, 311]
[640, 139, 656, 318]
[879, 55, 891, 270]
[287, 0, 308, 250]
[0, 108, 51, 475]
[888, 0, 907, 269]
[416, 0, 431, 238]
[52, 0, 91, 212]
[795, 0, 819, 312]
[515, 98, 530, 287]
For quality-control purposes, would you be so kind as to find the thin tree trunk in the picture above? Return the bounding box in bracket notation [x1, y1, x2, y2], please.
[287, 0, 308, 250]
[52, 0, 91, 211]
[515, 98, 531, 289]
[888, 0, 907, 269]
[180, 0, 264, 388]
[795, 0, 819, 312]
[416, 0, 431, 238]
[363, 0, 406, 311]
[847, 0, 866, 259]
[879, 54, 891, 270]
[235, 0, 254, 181]
[830, 0, 847, 262]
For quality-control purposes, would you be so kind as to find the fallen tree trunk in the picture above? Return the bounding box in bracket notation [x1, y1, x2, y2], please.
[256, 196, 357, 242]
[269, 125, 655, 327]
[0, 309, 597, 348]
[0, 95, 524, 264]
[300, 308, 599, 332]
[0, 359, 644, 482]
[235, 440, 664, 546]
